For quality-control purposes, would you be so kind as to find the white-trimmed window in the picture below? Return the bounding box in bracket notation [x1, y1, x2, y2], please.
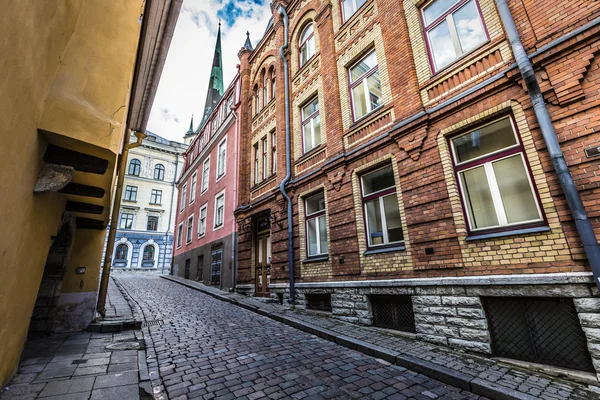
[119, 212, 135, 230]
[214, 192, 225, 229]
[186, 214, 194, 243]
[177, 223, 183, 248]
[301, 96, 321, 153]
[262, 137, 268, 179]
[271, 131, 277, 175]
[422, 0, 487, 73]
[198, 204, 207, 238]
[349, 50, 382, 121]
[217, 138, 227, 179]
[299, 24, 315, 67]
[305, 192, 328, 257]
[150, 189, 162, 205]
[201, 157, 210, 193]
[341, 0, 367, 22]
[253, 143, 259, 184]
[190, 173, 197, 203]
[361, 165, 404, 248]
[180, 184, 187, 212]
[450, 116, 543, 233]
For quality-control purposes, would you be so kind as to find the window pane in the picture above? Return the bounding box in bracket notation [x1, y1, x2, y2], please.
[318, 215, 328, 254]
[423, 0, 459, 25]
[428, 20, 456, 70]
[460, 166, 498, 229]
[363, 165, 395, 195]
[307, 218, 319, 256]
[352, 84, 368, 119]
[313, 115, 321, 147]
[383, 194, 404, 242]
[453, 0, 486, 54]
[452, 118, 517, 163]
[365, 199, 384, 246]
[306, 192, 325, 215]
[342, 0, 356, 21]
[367, 72, 382, 111]
[493, 155, 540, 224]
[301, 24, 313, 42]
[350, 52, 377, 82]
[303, 124, 314, 151]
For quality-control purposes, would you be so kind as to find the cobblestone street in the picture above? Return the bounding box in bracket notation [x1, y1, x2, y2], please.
[118, 275, 485, 400]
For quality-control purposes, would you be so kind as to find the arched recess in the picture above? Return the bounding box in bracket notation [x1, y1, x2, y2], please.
[138, 239, 159, 268]
[113, 237, 133, 268]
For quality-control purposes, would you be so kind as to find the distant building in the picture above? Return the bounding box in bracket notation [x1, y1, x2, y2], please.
[105, 131, 187, 272]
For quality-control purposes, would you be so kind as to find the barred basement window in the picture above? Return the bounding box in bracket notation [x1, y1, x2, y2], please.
[306, 294, 332, 312]
[371, 295, 415, 333]
[484, 297, 594, 372]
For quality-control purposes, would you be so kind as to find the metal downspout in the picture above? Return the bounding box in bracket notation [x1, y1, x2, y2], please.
[231, 108, 240, 291]
[495, 0, 600, 289]
[277, 5, 295, 304]
[163, 153, 178, 274]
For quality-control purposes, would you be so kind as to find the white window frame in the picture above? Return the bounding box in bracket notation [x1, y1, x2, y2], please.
[216, 137, 227, 181]
[301, 96, 320, 154]
[201, 157, 210, 193]
[262, 137, 268, 179]
[190, 173, 197, 203]
[305, 192, 328, 257]
[341, 0, 367, 22]
[177, 222, 184, 248]
[180, 184, 187, 212]
[299, 23, 315, 68]
[198, 204, 208, 238]
[214, 190, 225, 230]
[186, 214, 194, 243]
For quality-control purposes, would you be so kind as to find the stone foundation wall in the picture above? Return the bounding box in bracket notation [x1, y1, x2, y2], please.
[575, 297, 600, 374]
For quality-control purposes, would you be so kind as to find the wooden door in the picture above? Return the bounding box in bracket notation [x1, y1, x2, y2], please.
[255, 234, 271, 296]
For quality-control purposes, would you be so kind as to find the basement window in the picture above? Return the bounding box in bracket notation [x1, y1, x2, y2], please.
[306, 294, 332, 312]
[371, 295, 415, 333]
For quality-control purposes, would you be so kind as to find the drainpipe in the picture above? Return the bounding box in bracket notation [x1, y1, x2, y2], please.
[277, 4, 295, 304]
[97, 130, 147, 317]
[495, 0, 600, 289]
[162, 153, 179, 274]
[231, 107, 240, 291]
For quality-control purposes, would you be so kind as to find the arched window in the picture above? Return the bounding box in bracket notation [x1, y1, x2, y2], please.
[253, 84, 259, 115]
[262, 69, 268, 106]
[270, 67, 276, 99]
[299, 23, 315, 67]
[115, 244, 128, 260]
[154, 164, 165, 180]
[128, 159, 141, 176]
[143, 245, 155, 260]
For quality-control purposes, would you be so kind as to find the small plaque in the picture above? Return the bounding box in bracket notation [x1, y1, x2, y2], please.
[76, 267, 86, 274]
[585, 146, 600, 158]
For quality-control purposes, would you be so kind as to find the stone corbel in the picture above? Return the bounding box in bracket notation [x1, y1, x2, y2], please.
[33, 163, 74, 194]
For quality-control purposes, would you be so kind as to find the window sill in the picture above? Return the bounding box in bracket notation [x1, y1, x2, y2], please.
[466, 226, 550, 241]
[427, 38, 493, 80]
[302, 255, 329, 264]
[363, 245, 406, 255]
[149, 203, 162, 206]
[296, 144, 325, 164]
[216, 173, 226, 183]
[122, 200, 137, 203]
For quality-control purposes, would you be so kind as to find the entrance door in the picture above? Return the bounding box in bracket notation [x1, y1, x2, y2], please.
[184, 259, 190, 279]
[197, 255, 204, 281]
[210, 248, 222, 286]
[255, 234, 271, 297]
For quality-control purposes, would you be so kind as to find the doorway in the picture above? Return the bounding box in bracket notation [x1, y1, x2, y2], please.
[197, 255, 204, 282]
[210, 248, 222, 286]
[184, 259, 190, 279]
[255, 233, 271, 297]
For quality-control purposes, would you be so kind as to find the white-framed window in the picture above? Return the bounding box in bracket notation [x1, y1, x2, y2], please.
[271, 131, 277, 175]
[349, 50, 382, 121]
[201, 157, 210, 193]
[119, 212, 135, 230]
[217, 138, 227, 179]
[301, 96, 321, 153]
[150, 189, 162, 205]
[305, 191, 328, 257]
[190, 173, 197, 203]
[177, 223, 183, 248]
[253, 143, 259, 184]
[421, 0, 487, 73]
[361, 165, 404, 248]
[180, 184, 187, 212]
[449, 116, 543, 233]
[186, 214, 194, 243]
[262, 137, 268, 179]
[211, 118, 218, 138]
[299, 23, 315, 67]
[198, 204, 208, 238]
[124, 185, 137, 202]
[214, 191, 225, 229]
[147, 215, 159, 231]
[341, 0, 367, 22]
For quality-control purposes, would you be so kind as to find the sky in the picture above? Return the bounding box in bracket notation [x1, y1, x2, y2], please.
[146, 0, 272, 142]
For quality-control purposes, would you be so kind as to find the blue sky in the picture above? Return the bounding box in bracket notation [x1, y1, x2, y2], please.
[147, 0, 271, 142]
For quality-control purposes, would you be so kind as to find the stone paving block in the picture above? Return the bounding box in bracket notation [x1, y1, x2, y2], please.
[93, 371, 138, 389]
[38, 376, 95, 397]
[90, 384, 139, 400]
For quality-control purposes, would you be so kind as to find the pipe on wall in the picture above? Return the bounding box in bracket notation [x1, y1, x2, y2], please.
[163, 153, 179, 274]
[277, 4, 295, 304]
[495, 0, 600, 289]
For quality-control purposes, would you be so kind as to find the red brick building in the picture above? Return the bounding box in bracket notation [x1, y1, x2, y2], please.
[233, 0, 600, 376]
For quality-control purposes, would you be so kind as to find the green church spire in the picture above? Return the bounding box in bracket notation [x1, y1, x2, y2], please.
[199, 21, 224, 129]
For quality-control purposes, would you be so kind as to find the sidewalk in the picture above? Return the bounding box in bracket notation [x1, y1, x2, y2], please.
[1, 278, 150, 400]
[161, 275, 600, 400]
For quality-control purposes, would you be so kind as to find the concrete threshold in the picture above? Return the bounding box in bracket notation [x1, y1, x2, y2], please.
[160, 275, 598, 400]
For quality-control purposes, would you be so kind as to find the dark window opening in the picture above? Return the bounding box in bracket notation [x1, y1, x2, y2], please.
[371, 295, 415, 333]
[484, 297, 594, 372]
[306, 293, 332, 312]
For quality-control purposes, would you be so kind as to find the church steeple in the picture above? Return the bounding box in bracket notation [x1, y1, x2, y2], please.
[187, 114, 194, 133]
[199, 21, 224, 128]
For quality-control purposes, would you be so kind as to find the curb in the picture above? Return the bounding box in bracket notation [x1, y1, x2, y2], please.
[160, 275, 540, 400]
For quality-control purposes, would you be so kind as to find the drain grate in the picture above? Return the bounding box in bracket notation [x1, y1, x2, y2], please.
[142, 320, 165, 327]
[71, 359, 88, 365]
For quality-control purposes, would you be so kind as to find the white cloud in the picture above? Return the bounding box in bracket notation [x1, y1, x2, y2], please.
[147, 0, 272, 142]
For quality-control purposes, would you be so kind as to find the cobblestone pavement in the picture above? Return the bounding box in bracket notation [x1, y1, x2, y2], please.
[117, 275, 486, 400]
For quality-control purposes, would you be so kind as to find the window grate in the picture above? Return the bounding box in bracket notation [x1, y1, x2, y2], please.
[306, 294, 332, 312]
[371, 295, 415, 333]
[484, 297, 594, 372]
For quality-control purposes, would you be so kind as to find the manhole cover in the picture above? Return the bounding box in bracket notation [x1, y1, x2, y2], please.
[105, 341, 142, 350]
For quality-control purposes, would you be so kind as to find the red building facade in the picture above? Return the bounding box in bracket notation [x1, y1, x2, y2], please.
[230, 0, 600, 375]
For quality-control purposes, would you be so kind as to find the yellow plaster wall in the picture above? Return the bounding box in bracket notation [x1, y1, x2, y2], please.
[0, 0, 143, 386]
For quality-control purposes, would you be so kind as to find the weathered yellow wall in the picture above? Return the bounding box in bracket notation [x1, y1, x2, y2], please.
[0, 0, 143, 386]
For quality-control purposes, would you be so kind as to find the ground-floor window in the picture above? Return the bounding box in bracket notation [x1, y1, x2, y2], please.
[115, 244, 128, 261]
[371, 295, 415, 333]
